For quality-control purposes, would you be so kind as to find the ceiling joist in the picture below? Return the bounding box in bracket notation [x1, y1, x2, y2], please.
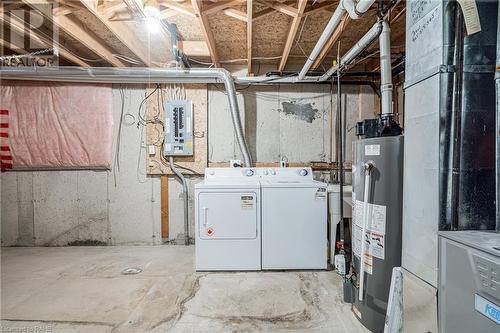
[22, 0, 127, 67]
[191, 0, 219, 67]
[78, 0, 153, 67]
[278, 0, 308, 71]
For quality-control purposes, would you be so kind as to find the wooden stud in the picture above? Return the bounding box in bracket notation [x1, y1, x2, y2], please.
[161, 175, 169, 239]
[256, 0, 298, 17]
[191, 0, 220, 67]
[159, 0, 196, 17]
[253, 1, 295, 20]
[0, 11, 90, 67]
[202, 0, 246, 16]
[78, 0, 153, 66]
[23, 0, 128, 67]
[278, 0, 307, 71]
[223, 8, 247, 22]
[304, 0, 337, 16]
[247, 0, 252, 75]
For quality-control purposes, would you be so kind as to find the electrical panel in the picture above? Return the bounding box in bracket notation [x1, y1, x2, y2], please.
[163, 100, 193, 156]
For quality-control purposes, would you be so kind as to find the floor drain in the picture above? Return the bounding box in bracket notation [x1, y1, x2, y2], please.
[121, 267, 143, 275]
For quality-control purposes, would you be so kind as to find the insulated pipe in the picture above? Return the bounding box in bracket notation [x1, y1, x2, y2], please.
[320, 20, 383, 81]
[379, 21, 393, 116]
[297, 0, 376, 81]
[169, 156, 189, 245]
[358, 161, 374, 302]
[0, 66, 253, 167]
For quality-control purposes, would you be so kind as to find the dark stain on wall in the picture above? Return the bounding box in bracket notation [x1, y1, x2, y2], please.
[281, 102, 320, 123]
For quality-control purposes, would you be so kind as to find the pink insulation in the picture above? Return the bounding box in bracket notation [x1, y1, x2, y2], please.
[0, 80, 113, 169]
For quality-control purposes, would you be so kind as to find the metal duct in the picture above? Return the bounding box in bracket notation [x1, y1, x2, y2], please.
[440, 0, 497, 231]
[0, 66, 253, 167]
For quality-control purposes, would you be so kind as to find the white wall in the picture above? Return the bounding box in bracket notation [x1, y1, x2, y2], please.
[1, 87, 161, 246]
[1, 83, 378, 245]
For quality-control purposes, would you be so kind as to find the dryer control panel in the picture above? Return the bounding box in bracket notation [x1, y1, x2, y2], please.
[164, 100, 193, 156]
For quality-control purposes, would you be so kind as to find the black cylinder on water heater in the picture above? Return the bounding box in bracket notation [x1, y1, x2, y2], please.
[351, 135, 404, 333]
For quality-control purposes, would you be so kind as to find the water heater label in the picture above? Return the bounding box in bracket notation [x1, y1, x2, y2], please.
[241, 196, 254, 210]
[365, 144, 380, 156]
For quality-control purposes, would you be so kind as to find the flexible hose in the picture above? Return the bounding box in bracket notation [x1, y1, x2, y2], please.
[169, 156, 189, 245]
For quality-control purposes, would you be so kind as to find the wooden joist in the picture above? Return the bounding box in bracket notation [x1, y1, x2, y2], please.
[22, 0, 127, 67]
[159, 0, 196, 17]
[78, 0, 153, 67]
[278, 0, 307, 71]
[191, 0, 220, 67]
[247, 0, 253, 75]
[0, 11, 89, 67]
[223, 8, 247, 22]
[202, 0, 246, 16]
[256, 0, 298, 17]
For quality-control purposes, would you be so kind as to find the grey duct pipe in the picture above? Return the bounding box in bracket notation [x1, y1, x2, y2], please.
[169, 156, 189, 245]
[297, 0, 376, 81]
[320, 20, 383, 81]
[0, 66, 253, 167]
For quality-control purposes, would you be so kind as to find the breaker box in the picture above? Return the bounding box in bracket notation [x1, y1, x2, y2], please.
[163, 100, 193, 156]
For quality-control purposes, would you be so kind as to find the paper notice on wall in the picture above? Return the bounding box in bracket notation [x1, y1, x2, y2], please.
[457, 0, 482, 35]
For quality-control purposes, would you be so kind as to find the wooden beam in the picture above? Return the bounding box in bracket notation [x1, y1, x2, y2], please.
[160, 8, 178, 19]
[223, 8, 247, 22]
[253, 1, 295, 20]
[52, 5, 74, 16]
[202, 0, 246, 16]
[0, 12, 89, 67]
[304, 1, 337, 16]
[247, 0, 252, 75]
[159, 0, 196, 17]
[22, 0, 127, 67]
[311, 13, 349, 70]
[178, 40, 210, 57]
[161, 175, 169, 239]
[256, 0, 298, 17]
[191, 0, 219, 67]
[78, 0, 153, 66]
[278, 0, 307, 71]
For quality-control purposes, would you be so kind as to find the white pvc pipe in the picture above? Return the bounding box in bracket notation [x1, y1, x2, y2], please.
[297, 0, 376, 81]
[297, 5, 346, 81]
[0, 66, 253, 167]
[379, 21, 393, 116]
[358, 163, 373, 302]
[320, 20, 383, 81]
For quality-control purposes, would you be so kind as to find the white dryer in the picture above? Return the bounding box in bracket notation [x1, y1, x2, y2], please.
[261, 167, 328, 270]
[195, 168, 261, 271]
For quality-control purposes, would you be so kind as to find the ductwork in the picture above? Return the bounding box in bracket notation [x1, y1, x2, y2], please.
[297, 0, 376, 81]
[0, 66, 253, 167]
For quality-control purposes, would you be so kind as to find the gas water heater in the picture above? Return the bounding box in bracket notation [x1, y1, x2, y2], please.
[351, 118, 404, 333]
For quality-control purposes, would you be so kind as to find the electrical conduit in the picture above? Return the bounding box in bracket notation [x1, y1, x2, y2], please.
[169, 156, 190, 245]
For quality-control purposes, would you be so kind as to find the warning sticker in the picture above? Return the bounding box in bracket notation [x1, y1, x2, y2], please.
[457, 0, 482, 35]
[365, 144, 380, 156]
[315, 187, 327, 200]
[353, 200, 386, 234]
[241, 196, 255, 210]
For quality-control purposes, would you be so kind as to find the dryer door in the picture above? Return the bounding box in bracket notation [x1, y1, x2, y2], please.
[198, 192, 258, 239]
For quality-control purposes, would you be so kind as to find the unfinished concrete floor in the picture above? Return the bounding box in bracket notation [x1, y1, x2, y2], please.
[1, 246, 369, 333]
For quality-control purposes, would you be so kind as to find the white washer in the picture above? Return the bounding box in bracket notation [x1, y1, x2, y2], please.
[195, 168, 261, 271]
[261, 167, 328, 270]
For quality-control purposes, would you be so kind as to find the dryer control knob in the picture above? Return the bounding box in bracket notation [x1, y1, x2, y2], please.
[209, 170, 215, 176]
[263, 170, 268, 175]
[269, 169, 276, 175]
[299, 169, 308, 176]
[245, 169, 254, 177]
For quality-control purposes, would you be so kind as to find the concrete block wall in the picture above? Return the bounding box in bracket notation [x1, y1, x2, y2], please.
[1, 83, 378, 246]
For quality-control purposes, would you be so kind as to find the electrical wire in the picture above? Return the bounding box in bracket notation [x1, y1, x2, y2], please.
[113, 86, 126, 187]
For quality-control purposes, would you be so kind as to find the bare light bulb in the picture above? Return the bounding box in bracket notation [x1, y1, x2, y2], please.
[146, 16, 161, 33]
